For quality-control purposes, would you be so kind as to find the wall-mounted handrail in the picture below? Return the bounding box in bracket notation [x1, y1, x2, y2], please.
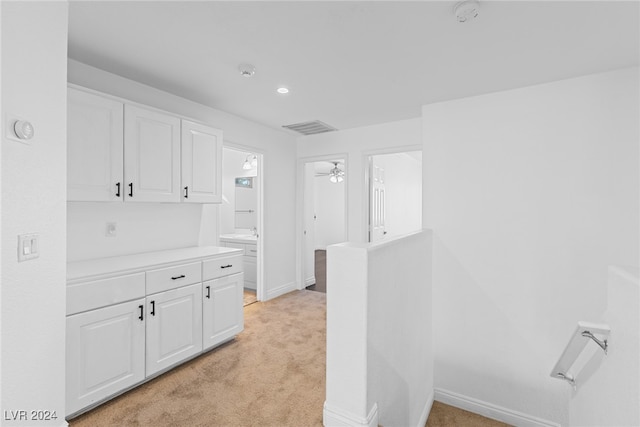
[551, 321, 610, 388]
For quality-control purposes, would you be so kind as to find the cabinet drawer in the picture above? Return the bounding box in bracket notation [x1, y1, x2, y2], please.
[146, 262, 202, 295]
[67, 273, 145, 316]
[245, 244, 257, 257]
[203, 255, 243, 281]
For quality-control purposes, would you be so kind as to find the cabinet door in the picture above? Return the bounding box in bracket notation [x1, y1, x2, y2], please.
[203, 272, 244, 351]
[181, 120, 223, 203]
[243, 256, 257, 290]
[66, 298, 145, 416]
[146, 283, 202, 376]
[67, 88, 124, 202]
[124, 105, 181, 202]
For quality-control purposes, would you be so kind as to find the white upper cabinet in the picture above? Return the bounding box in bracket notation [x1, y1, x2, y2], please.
[124, 105, 181, 203]
[181, 120, 223, 203]
[68, 87, 124, 202]
[67, 86, 222, 204]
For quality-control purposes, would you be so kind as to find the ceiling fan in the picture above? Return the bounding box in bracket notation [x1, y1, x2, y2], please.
[315, 161, 345, 183]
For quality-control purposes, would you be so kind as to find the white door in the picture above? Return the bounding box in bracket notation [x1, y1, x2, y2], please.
[66, 298, 145, 415]
[181, 120, 223, 203]
[124, 104, 181, 202]
[202, 273, 244, 351]
[67, 87, 124, 202]
[146, 283, 203, 376]
[370, 163, 386, 242]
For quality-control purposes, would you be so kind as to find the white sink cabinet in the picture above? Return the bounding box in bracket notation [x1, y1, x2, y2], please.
[65, 247, 243, 417]
[220, 234, 257, 290]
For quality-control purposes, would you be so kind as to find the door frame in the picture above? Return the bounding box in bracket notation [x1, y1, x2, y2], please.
[296, 153, 349, 291]
[362, 145, 422, 242]
[221, 142, 265, 301]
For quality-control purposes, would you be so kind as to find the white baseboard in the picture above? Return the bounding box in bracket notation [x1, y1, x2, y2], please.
[417, 390, 435, 427]
[435, 388, 560, 427]
[265, 281, 297, 301]
[323, 402, 378, 427]
[305, 276, 316, 287]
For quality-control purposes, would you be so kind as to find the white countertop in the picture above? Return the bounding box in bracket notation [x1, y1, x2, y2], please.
[67, 246, 242, 284]
[220, 233, 258, 243]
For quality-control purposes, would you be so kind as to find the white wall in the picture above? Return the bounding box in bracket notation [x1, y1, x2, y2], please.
[68, 60, 298, 300]
[1, 2, 68, 425]
[423, 67, 639, 426]
[313, 175, 345, 249]
[324, 231, 432, 427]
[372, 152, 422, 239]
[569, 266, 639, 427]
[296, 119, 421, 288]
[297, 118, 422, 244]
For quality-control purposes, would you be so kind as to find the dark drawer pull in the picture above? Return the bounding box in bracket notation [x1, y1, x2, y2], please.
[138, 305, 144, 321]
[171, 274, 186, 280]
[221, 264, 233, 269]
[205, 285, 210, 299]
[150, 300, 155, 316]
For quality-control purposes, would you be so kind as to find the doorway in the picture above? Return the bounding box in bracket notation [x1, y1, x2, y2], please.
[302, 158, 347, 293]
[367, 150, 422, 242]
[221, 146, 264, 303]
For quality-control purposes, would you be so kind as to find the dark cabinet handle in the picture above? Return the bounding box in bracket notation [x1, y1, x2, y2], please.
[171, 275, 185, 280]
[150, 301, 155, 316]
[205, 285, 210, 299]
[184, 186, 189, 199]
[128, 182, 133, 197]
[221, 264, 232, 269]
[138, 305, 144, 321]
[116, 182, 121, 197]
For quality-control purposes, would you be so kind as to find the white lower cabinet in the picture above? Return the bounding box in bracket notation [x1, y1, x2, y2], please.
[66, 298, 146, 416]
[203, 272, 244, 350]
[145, 283, 203, 376]
[66, 248, 243, 418]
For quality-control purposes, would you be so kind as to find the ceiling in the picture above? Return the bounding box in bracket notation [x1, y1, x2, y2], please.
[68, 1, 639, 133]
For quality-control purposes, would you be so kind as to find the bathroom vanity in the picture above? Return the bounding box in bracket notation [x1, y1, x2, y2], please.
[219, 234, 257, 290]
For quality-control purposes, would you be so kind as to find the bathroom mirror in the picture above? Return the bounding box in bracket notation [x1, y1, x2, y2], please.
[235, 177, 257, 229]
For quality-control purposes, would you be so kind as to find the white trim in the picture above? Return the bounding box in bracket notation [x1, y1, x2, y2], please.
[296, 153, 349, 292]
[323, 402, 378, 427]
[305, 276, 316, 287]
[265, 281, 297, 301]
[435, 388, 560, 427]
[417, 390, 435, 427]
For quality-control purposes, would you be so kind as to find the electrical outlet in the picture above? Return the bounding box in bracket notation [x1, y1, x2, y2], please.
[106, 222, 117, 237]
[18, 233, 39, 262]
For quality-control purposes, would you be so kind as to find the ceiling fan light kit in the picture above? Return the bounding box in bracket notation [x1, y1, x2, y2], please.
[454, 0, 480, 23]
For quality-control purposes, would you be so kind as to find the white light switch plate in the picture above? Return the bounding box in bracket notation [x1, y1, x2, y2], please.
[18, 233, 39, 262]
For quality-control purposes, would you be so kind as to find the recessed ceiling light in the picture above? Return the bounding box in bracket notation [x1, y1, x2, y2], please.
[277, 87, 289, 94]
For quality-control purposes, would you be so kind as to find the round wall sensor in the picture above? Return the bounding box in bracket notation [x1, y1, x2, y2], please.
[14, 120, 34, 140]
[238, 64, 256, 77]
[454, 0, 480, 23]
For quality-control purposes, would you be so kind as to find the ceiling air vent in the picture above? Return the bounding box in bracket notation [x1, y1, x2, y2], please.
[282, 120, 337, 136]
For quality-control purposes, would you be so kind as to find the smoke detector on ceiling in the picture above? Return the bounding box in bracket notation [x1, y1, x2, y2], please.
[238, 64, 256, 77]
[454, 1, 480, 23]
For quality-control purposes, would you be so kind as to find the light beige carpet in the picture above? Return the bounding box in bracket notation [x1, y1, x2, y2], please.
[69, 290, 326, 427]
[426, 401, 512, 427]
[243, 289, 257, 306]
[69, 289, 510, 427]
